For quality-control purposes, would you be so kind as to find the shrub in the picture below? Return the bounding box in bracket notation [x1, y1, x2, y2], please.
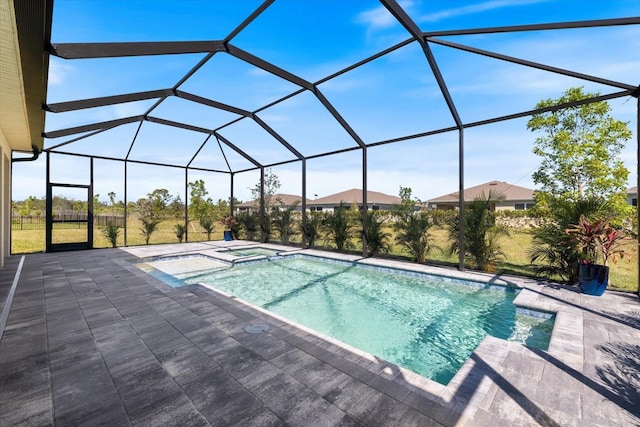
[322, 203, 354, 251]
[301, 211, 322, 247]
[528, 197, 611, 283]
[199, 215, 216, 241]
[140, 218, 161, 245]
[102, 222, 121, 248]
[362, 210, 392, 257]
[238, 212, 259, 240]
[173, 223, 186, 243]
[449, 192, 510, 272]
[272, 204, 298, 244]
[394, 210, 440, 263]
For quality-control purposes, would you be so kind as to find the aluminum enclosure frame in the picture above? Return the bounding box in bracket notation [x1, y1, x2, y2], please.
[39, 0, 640, 284]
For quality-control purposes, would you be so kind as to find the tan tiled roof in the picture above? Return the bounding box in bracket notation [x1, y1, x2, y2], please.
[628, 186, 637, 194]
[237, 189, 402, 208]
[312, 189, 401, 205]
[427, 181, 534, 203]
[235, 193, 311, 208]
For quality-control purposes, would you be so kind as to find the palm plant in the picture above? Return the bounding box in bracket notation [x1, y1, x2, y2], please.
[173, 223, 186, 243]
[394, 210, 439, 263]
[260, 211, 272, 243]
[199, 214, 216, 240]
[528, 196, 610, 283]
[102, 221, 120, 248]
[322, 203, 354, 251]
[362, 210, 392, 257]
[449, 191, 509, 272]
[140, 218, 161, 245]
[272, 203, 298, 244]
[300, 211, 322, 247]
[238, 212, 259, 240]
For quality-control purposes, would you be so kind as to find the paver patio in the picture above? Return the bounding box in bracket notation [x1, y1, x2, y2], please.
[1, 241, 638, 426]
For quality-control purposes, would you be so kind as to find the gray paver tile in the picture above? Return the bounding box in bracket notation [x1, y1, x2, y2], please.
[272, 348, 353, 396]
[229, 406, 286, 427]
[54, 391, 130, 427]
[181, 367, 263, 425]
[0, 389, 52, 427]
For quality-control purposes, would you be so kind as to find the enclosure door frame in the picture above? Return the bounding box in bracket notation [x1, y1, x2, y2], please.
[45, 153, 94, 252]
[45, 183, 94, 252]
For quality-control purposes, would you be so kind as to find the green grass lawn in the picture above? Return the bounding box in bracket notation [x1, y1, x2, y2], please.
[11, 219, 228, 253]
[11, 220, 638, 292]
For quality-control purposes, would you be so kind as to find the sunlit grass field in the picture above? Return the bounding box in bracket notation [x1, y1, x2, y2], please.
[11, 220, 638, 292]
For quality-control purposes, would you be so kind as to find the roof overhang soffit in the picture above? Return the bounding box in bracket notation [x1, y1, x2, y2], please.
[4, 0, 53, 153]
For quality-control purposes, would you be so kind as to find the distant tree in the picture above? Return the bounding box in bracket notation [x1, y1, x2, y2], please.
[211, 198, 231, 220]
[527, 87, 632, 216]
[250, 168, 281, 212]
[108, 191, 116, 206]
[396, 186, 417, 220]
[72, 200, 85, 213]
[188, 180, 217, 240]
[144, 188, 176, 219]
[19, 196, 39, 216]
[249, 169, 281, 242]
[167, 195, 185, 219]
[92, 194, 106, 214]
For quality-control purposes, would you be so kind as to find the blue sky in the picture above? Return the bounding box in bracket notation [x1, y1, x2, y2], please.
[13, 0, 640, 204]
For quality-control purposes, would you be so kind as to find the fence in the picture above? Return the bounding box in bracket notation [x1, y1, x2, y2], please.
[11, 215, 126, 230]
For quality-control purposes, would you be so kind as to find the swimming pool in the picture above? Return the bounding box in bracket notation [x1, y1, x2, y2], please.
[138, 253, 554, 385]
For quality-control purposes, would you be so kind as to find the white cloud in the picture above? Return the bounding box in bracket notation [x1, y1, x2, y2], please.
[356, 4, 399, 31]
[418, 0, 549, 23]
[47, 60, 74, 85]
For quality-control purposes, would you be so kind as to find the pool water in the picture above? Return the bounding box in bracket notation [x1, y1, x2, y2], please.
[183, 255, 554, 385]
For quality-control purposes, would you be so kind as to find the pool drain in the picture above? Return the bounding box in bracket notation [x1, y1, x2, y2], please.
[244, 323, 270, 334]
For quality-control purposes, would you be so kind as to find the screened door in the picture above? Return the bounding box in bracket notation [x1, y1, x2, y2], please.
[46, 183, 94, 252]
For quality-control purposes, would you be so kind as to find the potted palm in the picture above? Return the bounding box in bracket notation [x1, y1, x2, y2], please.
[566, 215, 628, 296]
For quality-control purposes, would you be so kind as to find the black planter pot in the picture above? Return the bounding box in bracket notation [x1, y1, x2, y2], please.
[578, 263, 609, 296]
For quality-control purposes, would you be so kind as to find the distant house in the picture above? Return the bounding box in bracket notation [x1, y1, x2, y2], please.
[628, 186, 637, 206]
[427, 180, 535, 211]
[234, 193, 311, 215]
[309, 189, 402, 213]
[570, 186, 638, 206]
[234, 189, 402, 215]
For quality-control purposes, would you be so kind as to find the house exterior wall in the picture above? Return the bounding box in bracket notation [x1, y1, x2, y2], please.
[1, 131, 11, 268]
[237, 202, 399, 215]
[495, 201, 536, 211]
[432, 200, 535, 211]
